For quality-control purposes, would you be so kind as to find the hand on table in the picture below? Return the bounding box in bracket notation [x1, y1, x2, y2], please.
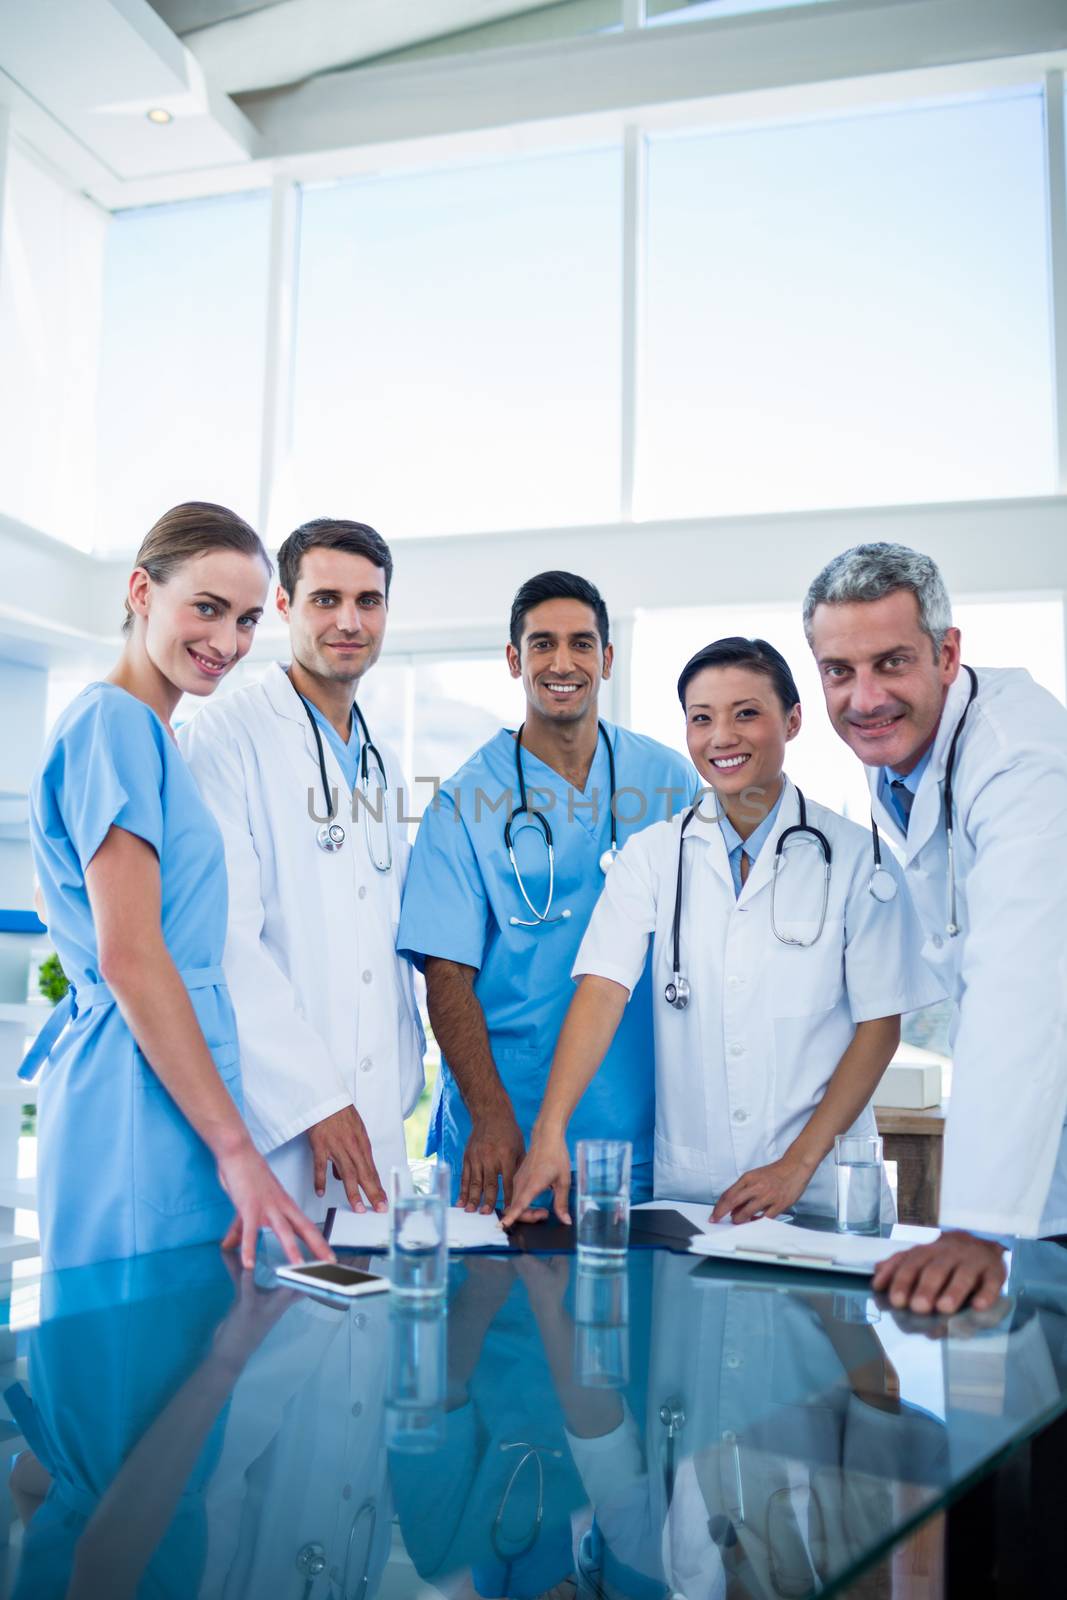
[711, 1155, 812, 1224]
[501, 1134, 572, 1227]
[307, 1104, 387, 1212]
[218, 1144, 334, 1270]
[872, 1229, 1007, 1315]
[459, 1110, 526, 1213]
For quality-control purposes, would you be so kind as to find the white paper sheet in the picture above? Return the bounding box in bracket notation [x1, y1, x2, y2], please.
[686, 1215, 937, 1274]
[330, 1205, 509, 1252]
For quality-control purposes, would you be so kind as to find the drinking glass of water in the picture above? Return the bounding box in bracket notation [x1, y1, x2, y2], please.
[576, 1139, 632, 1264]
[835, 1134, 883, 1235]
[386, 1298, 448, 1454]
[575, 1258, 629, 1388]
[390, 1162, 449, 1297]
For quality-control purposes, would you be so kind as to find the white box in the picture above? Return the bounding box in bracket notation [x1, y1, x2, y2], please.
[873, 1060, 942, 1110]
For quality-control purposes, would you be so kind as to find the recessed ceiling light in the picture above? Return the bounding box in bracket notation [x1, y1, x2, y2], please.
[146, 108, 173, 125]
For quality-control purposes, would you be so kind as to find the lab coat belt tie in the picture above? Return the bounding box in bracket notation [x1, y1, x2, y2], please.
[17, 964, 227, 1082]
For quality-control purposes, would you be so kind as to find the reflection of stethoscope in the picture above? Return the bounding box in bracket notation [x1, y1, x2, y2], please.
[664, 786, 900, 1010]
[293, 679, 392, 870]
[295, 1498, 375, 1599]
[658, 1397, 745, 1548]
[491, 1441, 563, 1561]
[506, 722, 618, 927]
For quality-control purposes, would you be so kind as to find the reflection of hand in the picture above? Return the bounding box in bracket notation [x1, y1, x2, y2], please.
[516, 1251, 572, 1309]
[887, 1296, 1015, 1341]
[459, 1112, 526, 1212]
[218, 1143, 334, 1270]
[872, 1230, 1007, 1315]
[501, 1133, 572, 1227]
[307, 1104, 386, 1212]
[710, 1155, 811, 1224]
[213, 1253, 299, 1368]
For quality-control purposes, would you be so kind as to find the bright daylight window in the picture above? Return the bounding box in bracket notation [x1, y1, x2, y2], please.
[286, 147, 622, 541]
[0, 148, 105, 551]
[637, 89, 1055, 520]
[94, 192, 271, 555]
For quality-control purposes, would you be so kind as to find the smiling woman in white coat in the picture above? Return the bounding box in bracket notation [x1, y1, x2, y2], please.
[180, 519, 424, 1223]
[504, 637, 944, 1229]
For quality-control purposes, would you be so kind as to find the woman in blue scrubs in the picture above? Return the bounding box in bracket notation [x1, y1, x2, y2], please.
[27, 502, 331, 1272]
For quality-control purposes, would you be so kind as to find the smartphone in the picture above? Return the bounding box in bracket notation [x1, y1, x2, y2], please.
[275, 1261, 390, 1298]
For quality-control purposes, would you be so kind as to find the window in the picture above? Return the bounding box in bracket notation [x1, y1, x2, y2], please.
[647, 0, 834, 22]
[0, 149, 106, 550]
[94, 193, 271, 555]
[287, 147, 622, 540]
[638, 90, 1055, 520]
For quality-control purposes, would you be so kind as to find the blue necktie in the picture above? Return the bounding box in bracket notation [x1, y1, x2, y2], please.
[890, 779, 914, 830]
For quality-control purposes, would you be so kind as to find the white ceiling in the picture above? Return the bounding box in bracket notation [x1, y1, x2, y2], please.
[1, 0, 1065, 211]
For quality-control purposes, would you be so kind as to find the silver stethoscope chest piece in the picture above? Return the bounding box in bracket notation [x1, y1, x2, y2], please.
[317, 821, 346, 853]
[868, 864, 898, 903]
[599, 844, 619, 875]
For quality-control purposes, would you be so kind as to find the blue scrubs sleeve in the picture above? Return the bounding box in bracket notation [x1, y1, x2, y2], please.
[57, 694, 165, 868]
[397, 790, 490, 972]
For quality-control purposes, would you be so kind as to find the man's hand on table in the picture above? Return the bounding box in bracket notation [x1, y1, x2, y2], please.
[459, 1108, 526, 1213]
[872, 1229, 1007, 1315]
[307, 1105, 387, 1213]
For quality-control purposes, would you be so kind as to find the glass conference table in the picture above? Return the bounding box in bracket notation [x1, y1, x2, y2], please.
[1, 1220, 1067, 1600]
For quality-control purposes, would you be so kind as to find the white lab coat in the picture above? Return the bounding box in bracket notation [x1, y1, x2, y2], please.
[179, 662, 424, 1216]
[867, 666, 1067, 1238]
[574, 778, 943, 1213]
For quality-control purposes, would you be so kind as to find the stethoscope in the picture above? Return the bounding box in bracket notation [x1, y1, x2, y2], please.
[942, 665, 978, 937]
[664, 787, 898, 1009]
[292, 677, 392, 871]
[295, 1498, 375, 1599]
[505, 722, 618, 927]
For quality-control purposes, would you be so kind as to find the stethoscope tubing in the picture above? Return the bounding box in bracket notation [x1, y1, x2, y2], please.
[291, 675, 392, 870]
[506, 721, 617, 926]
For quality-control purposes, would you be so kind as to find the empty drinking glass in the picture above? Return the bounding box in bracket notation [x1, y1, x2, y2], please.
[576, 1140, 632, 1264]
[390, 1162, 449, 1297]
[835, 1134, 883, 1235]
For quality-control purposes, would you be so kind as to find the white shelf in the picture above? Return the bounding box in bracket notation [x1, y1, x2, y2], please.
[0, 1179, 37, 1213]
[0, 1233, 37, 1266]
[0, 1004, 49, 1026]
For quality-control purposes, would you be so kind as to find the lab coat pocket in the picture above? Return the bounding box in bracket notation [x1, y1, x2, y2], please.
[768, 919, 844, 1019]
[134, 1045, 237, 1217]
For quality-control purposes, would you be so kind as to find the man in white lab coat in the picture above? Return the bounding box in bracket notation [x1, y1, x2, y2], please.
[804, 541, 1067, 1314]
[180, 519, 424, 1220]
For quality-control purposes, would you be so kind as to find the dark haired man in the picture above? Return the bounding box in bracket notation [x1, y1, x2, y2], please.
[181, 519, 424, 1223]
[397, 571, 694, 1212]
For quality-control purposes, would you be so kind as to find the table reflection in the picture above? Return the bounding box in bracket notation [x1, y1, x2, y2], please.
[4, 1239, 1067, 1599]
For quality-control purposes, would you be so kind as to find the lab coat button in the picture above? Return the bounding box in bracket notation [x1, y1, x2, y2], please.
[360, 1056, 373, 1073]
[362, 969, 373, 984]
[358, 885, 368, 900]
[722, 1429, 737, 1443]
[727, 975, 743, 988]
[726, 1354, 742, 1369]
[352, 1401, 363, 1417]
[728, 1043, 744, 1058]
[732, 1109, 748, 1123]
[931, 933, 944, 949]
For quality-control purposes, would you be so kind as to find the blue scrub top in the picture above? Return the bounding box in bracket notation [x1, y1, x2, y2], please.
[396, 723, 694, 1176]
[29, 684, 241, 1270]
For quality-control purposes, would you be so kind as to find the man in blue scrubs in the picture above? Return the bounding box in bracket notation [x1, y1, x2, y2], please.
[397, 571, 694, 1210]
